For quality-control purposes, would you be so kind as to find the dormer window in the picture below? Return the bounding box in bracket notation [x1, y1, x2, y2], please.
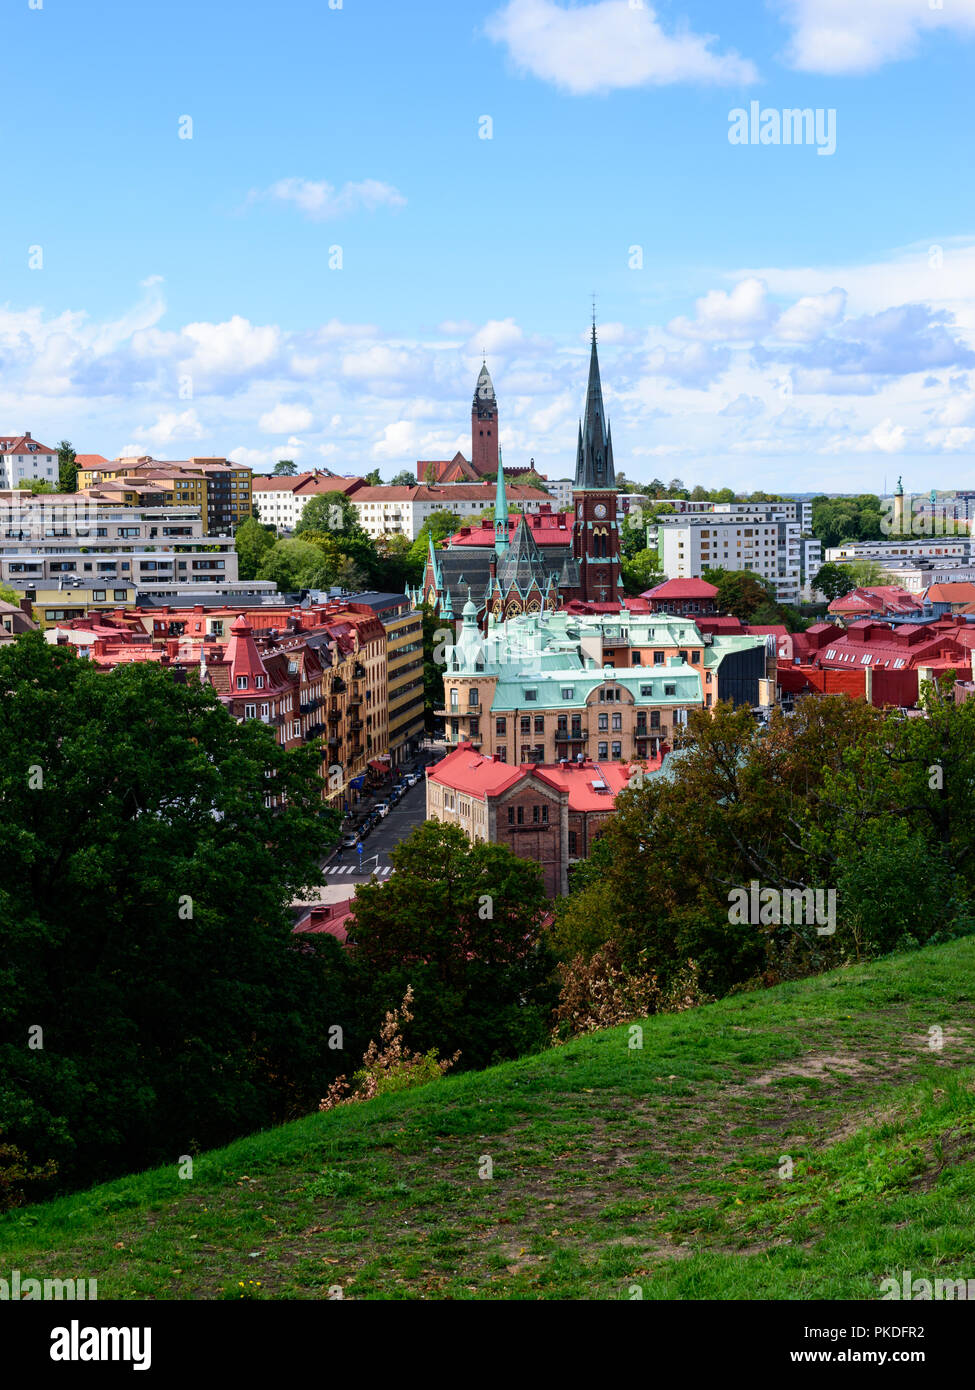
[236, 676, 247, 689]
[256, 675, 265, 688]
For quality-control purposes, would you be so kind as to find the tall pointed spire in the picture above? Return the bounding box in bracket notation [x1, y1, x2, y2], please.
[494, 446, 509, 556]
[574, 314, 615, 490]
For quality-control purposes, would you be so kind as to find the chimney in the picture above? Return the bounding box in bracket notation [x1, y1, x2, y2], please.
[24, 431, 31, 440]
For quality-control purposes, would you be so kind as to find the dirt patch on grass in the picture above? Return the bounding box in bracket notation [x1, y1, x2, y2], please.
[751, 1053, 870, 1087]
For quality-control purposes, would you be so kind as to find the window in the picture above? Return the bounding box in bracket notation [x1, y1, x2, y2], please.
[532, 805, 540, 823]
[640, 684, 653, 697]
[508, 807, 515, 825]
[631, 652, 641, 664]
[598, 713, 609, 732]
[244, 703, 257, 718]
[236, 676, 248, 689]
[542, 805, 548, 824]
[524, 688, 537, 701]
[569, 830, 578, 855]
[92, 589, 106, 601]
[256, 676, 265, 689]
[469, 688, 479, 707]
[534, 716, 544, 734]
[612, 713, 622, 731]
[496, 717, 507, 736]
[598, 742, 608, 759]
[517, 806, 524, 825]
[561, 687, 574, 699]
[654, 651, 665, 665]
[557, 715, 567, 733]
[664, 684, 676, 697]
[260, 703, 270, 719]
[114, 589, 128, 601]
[497, 747, 507, 762]
[691, 651, 701, 663]
[611, 741, 622, 758]
[520, 717, 531, 734]
[650, 711, 660, 729]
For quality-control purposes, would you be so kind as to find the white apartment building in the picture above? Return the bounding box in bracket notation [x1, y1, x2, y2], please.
[251, 472, 364, 533]
[0, 433, 58, 488]
[826, 539, 972, 564]
[657, 510, 802, 605]
[800, 536, 822, 600]
[0, 493, 238, 591]
[350, 484, 550, 541]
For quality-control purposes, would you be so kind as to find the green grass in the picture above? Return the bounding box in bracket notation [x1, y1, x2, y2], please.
[4, 937, 975, 1300]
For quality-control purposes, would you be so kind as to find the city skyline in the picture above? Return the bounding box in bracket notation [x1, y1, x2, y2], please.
[3, 1, 975, 489]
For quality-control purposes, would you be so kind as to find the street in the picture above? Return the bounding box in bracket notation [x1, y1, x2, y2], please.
[319, 742, 443, 885]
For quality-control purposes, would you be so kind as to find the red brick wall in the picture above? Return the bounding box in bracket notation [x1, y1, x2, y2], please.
[495, 783, 563, 897]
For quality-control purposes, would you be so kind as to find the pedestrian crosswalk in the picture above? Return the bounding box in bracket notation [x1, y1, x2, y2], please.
[324, 864, 393, 876]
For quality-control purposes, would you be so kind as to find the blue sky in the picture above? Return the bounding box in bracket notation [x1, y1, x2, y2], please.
[3, 0, 975, 491]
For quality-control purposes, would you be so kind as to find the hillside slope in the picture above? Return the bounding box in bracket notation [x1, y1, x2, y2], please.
[4, 937, 975, 1300]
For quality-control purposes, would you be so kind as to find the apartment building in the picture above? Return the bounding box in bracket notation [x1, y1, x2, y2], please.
[252, 471, 365, 533]
[0, 491, 238, 600]
[350, 483, 551, 541]
[352, 592, 425, 765]
[656, 508, 802, 605]
[47, 599, 389, 809]
[426, 745, 659, 896]
[0, 433, 59, 488]
[437, 601, 769, 762]
[77, 456, 253, 533]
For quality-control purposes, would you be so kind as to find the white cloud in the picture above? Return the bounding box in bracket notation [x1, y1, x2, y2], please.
[774, 288, 846, 343]
[486, 0, 757, 94]
[466, 318, 526, 355]
[258, 403, 314, 434]
[256, 177, 406, 220]
[778, 0, 975, 75]
[181, 316, 281, 378]
[824, 418, 909, 454]
[668, 278, 773, 341]
[129, 409, 206, 447]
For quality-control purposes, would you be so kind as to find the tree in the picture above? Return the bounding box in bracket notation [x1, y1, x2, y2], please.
[702, 568, 775, 620]
[0, 635, 349, 1197]
[846, 558, 886, 588]
[348, 820, 556, 1068]
[408, 511, 463, 577]
[389, 469, 416, 486]
[362, 468, 382, 486]
[273, 460, 297, 476]
[16, 480, 55, 494]
[621, 548, 664, 595]
[295, 490, 367, 540]
[810, 494, 883, 549]
[57, 441, 77, 493]
[812, 561, 855, 604]
[0, 583, 22, 606]
[234, 516, 276, 581]
[257, 538, 332, 592]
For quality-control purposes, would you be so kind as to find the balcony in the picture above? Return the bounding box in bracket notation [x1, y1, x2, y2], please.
[353, 663, 366, 679]
[331, 678, 346, 693]
[555, 731, 587, 743]
[307, 721, 326, 737]
[349, 718, 364, 731]
[347, 694, 362, 707]
[327, 709, 341, 723]
[300, 696, 325, 714]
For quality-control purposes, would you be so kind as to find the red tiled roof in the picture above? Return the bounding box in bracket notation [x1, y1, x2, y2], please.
[642, 577, 719, 600]
[428, 743, 662, 810]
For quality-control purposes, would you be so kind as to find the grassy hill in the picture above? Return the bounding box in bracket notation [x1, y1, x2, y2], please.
[4, 937, 975, 1300]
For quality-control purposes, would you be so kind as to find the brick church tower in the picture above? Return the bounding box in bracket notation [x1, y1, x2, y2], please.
[471, 360, 499, 476]
[572, 321, 620, 605]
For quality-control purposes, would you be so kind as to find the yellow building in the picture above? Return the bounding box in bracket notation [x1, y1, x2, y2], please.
[26, 583, 138, 629]
[76, 456, 252, 533]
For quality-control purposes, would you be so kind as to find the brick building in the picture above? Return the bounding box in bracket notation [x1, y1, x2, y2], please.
[426, 742, 661, 896]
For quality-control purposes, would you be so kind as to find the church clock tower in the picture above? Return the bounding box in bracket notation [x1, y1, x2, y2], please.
[571, 320, 620, 605]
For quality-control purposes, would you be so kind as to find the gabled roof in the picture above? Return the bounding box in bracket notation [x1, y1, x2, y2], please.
[642, 577, 718, 601]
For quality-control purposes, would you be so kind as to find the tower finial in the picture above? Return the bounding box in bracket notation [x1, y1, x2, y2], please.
[591, 293, 597, 344]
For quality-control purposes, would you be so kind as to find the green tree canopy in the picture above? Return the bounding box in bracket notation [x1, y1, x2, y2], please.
[272, 459, 297, 476]
[389, 469, 416, 486]
[57, 440, 77, 493]
[234, 516, 276, 581]
[348, 820, 556, 1068]
[0, 634, 347, 1198]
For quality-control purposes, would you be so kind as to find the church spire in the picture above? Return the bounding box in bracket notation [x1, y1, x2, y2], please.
[574, 316, 615, 491]
[494, 447, 509, 555]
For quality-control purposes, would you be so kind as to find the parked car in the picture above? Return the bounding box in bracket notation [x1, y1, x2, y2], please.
[341, 830, 360, 849]
[404, 772, 420, 787]
[373, 801, 390, 818]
